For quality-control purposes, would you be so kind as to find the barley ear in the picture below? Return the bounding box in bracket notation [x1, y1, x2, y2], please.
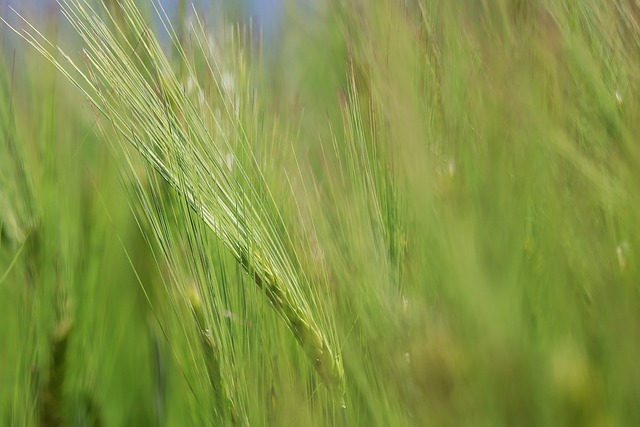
[244, 253, 345, 399]
[187, 288, 242, 424]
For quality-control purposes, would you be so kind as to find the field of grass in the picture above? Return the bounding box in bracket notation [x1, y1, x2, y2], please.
[2, 0, 640, 426]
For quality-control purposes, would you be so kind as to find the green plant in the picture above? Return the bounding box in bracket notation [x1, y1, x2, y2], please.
[3, 0, 640, 426]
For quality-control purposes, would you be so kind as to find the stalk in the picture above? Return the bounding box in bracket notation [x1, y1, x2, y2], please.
[40, 318, 73, 427]
[187, 288, 242, 424]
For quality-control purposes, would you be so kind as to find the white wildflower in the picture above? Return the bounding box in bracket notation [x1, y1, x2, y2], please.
[448, 159, 456, 177]
[616, 241, 630, 272]
[221, 70, 235, 95]
[224, 152, 234, 172]
[185, 75, 196, 94]
[207, 34, 217, 59]
[197, 90, 206, 108]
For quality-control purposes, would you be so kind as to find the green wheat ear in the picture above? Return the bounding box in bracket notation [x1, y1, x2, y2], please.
[239, 249, 345, 396]
[6, 0, 345, 399]
[187, 287, 241, 423]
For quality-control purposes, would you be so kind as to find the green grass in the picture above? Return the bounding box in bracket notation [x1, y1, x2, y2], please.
[2, 0, 640, 425]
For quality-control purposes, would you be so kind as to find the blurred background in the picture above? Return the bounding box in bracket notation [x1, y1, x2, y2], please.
[1, 0, 286, 42]
[4, 1, 640, 426]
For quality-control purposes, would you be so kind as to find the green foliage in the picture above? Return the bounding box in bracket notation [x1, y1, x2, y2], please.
[2, 0, 640, 425]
